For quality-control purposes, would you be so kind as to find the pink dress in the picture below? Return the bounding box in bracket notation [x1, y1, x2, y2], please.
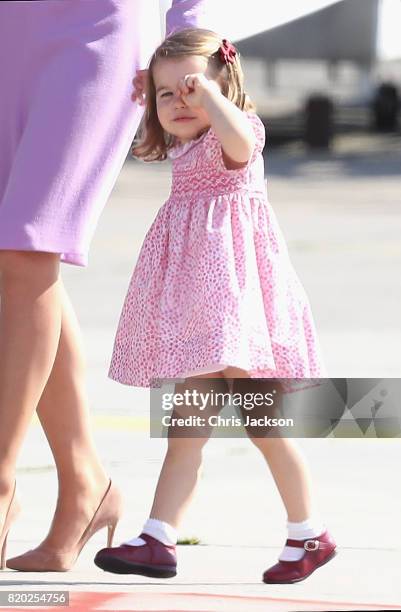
[109, 112, 327, 387]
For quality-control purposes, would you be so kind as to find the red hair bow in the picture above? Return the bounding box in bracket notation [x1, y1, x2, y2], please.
[219, 39, 237, 64]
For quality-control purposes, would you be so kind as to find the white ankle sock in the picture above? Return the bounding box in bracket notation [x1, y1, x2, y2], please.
[123, 518, 178, 547]
[278, 517, 325, 562]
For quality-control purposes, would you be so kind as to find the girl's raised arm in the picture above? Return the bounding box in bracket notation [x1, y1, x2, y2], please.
[177, 73, 257, 165]
[202, 90, 256, 165]
[165, 0, 207, 37]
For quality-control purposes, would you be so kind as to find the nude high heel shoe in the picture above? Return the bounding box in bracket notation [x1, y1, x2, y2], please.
[6, 479, 122, 572]
[0, 482, 21, 570]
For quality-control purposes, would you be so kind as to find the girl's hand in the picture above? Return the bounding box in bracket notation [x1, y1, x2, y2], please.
[131, 69, 148, 105]
[177, 73, 220, 108]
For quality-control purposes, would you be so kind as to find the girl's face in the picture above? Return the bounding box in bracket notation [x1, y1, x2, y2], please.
[153, 55, 217, 143]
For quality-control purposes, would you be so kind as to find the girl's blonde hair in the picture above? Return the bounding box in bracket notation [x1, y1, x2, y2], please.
[132, 28, 255, 161]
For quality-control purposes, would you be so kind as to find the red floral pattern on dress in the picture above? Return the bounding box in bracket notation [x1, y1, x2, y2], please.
[109, 112, 327, 388]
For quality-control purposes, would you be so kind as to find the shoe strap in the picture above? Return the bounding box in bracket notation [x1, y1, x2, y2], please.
[139, 532, 176, 550]
[285, 537, 332, 551]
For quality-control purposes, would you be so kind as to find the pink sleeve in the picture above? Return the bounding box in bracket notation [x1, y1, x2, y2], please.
[246, 112, 266, 161]
[165, 0, 207, 37]
[201, 112, 266, 171]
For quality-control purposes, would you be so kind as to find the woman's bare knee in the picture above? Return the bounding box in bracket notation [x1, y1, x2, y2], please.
[0, 250, 60, 288]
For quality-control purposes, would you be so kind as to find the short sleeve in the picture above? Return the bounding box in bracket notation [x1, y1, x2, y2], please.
[201, 111, 266, 171]
[246, 112, 266, 162]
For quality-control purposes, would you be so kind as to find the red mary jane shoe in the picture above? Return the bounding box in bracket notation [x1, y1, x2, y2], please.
[94, 532, 177, 578]
[263, 529, 337, 584]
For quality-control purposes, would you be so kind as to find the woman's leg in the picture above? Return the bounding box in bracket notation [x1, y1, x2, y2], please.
[0, 251, 62, 523]
[34, 278, 110, 551]
[0, 249, 110, 551]
[149, 373, 229, 528]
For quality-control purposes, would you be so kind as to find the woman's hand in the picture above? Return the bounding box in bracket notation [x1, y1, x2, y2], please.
[177, 73, 221, 108]
[131, 69, 148, 105]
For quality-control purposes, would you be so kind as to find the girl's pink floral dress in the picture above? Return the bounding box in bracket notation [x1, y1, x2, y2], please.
[109, 112, 327, 387]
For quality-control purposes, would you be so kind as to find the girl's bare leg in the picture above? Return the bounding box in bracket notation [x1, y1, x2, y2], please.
[0, 251, 62, 524]
[139, 363, 316, 527]
[222, 366, 315, 522]
[149, 373, 229, 528]
[247, 437, 314, 521]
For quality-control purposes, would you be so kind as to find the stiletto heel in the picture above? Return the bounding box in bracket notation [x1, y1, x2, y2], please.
[6, 479, 123, 572]
[0, 482, 20, 571]
[107, 522, 117, 548]
[1, 533, 9, 570]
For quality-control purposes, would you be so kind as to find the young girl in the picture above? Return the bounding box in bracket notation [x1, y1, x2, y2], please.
[94, 29, 337, 584]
